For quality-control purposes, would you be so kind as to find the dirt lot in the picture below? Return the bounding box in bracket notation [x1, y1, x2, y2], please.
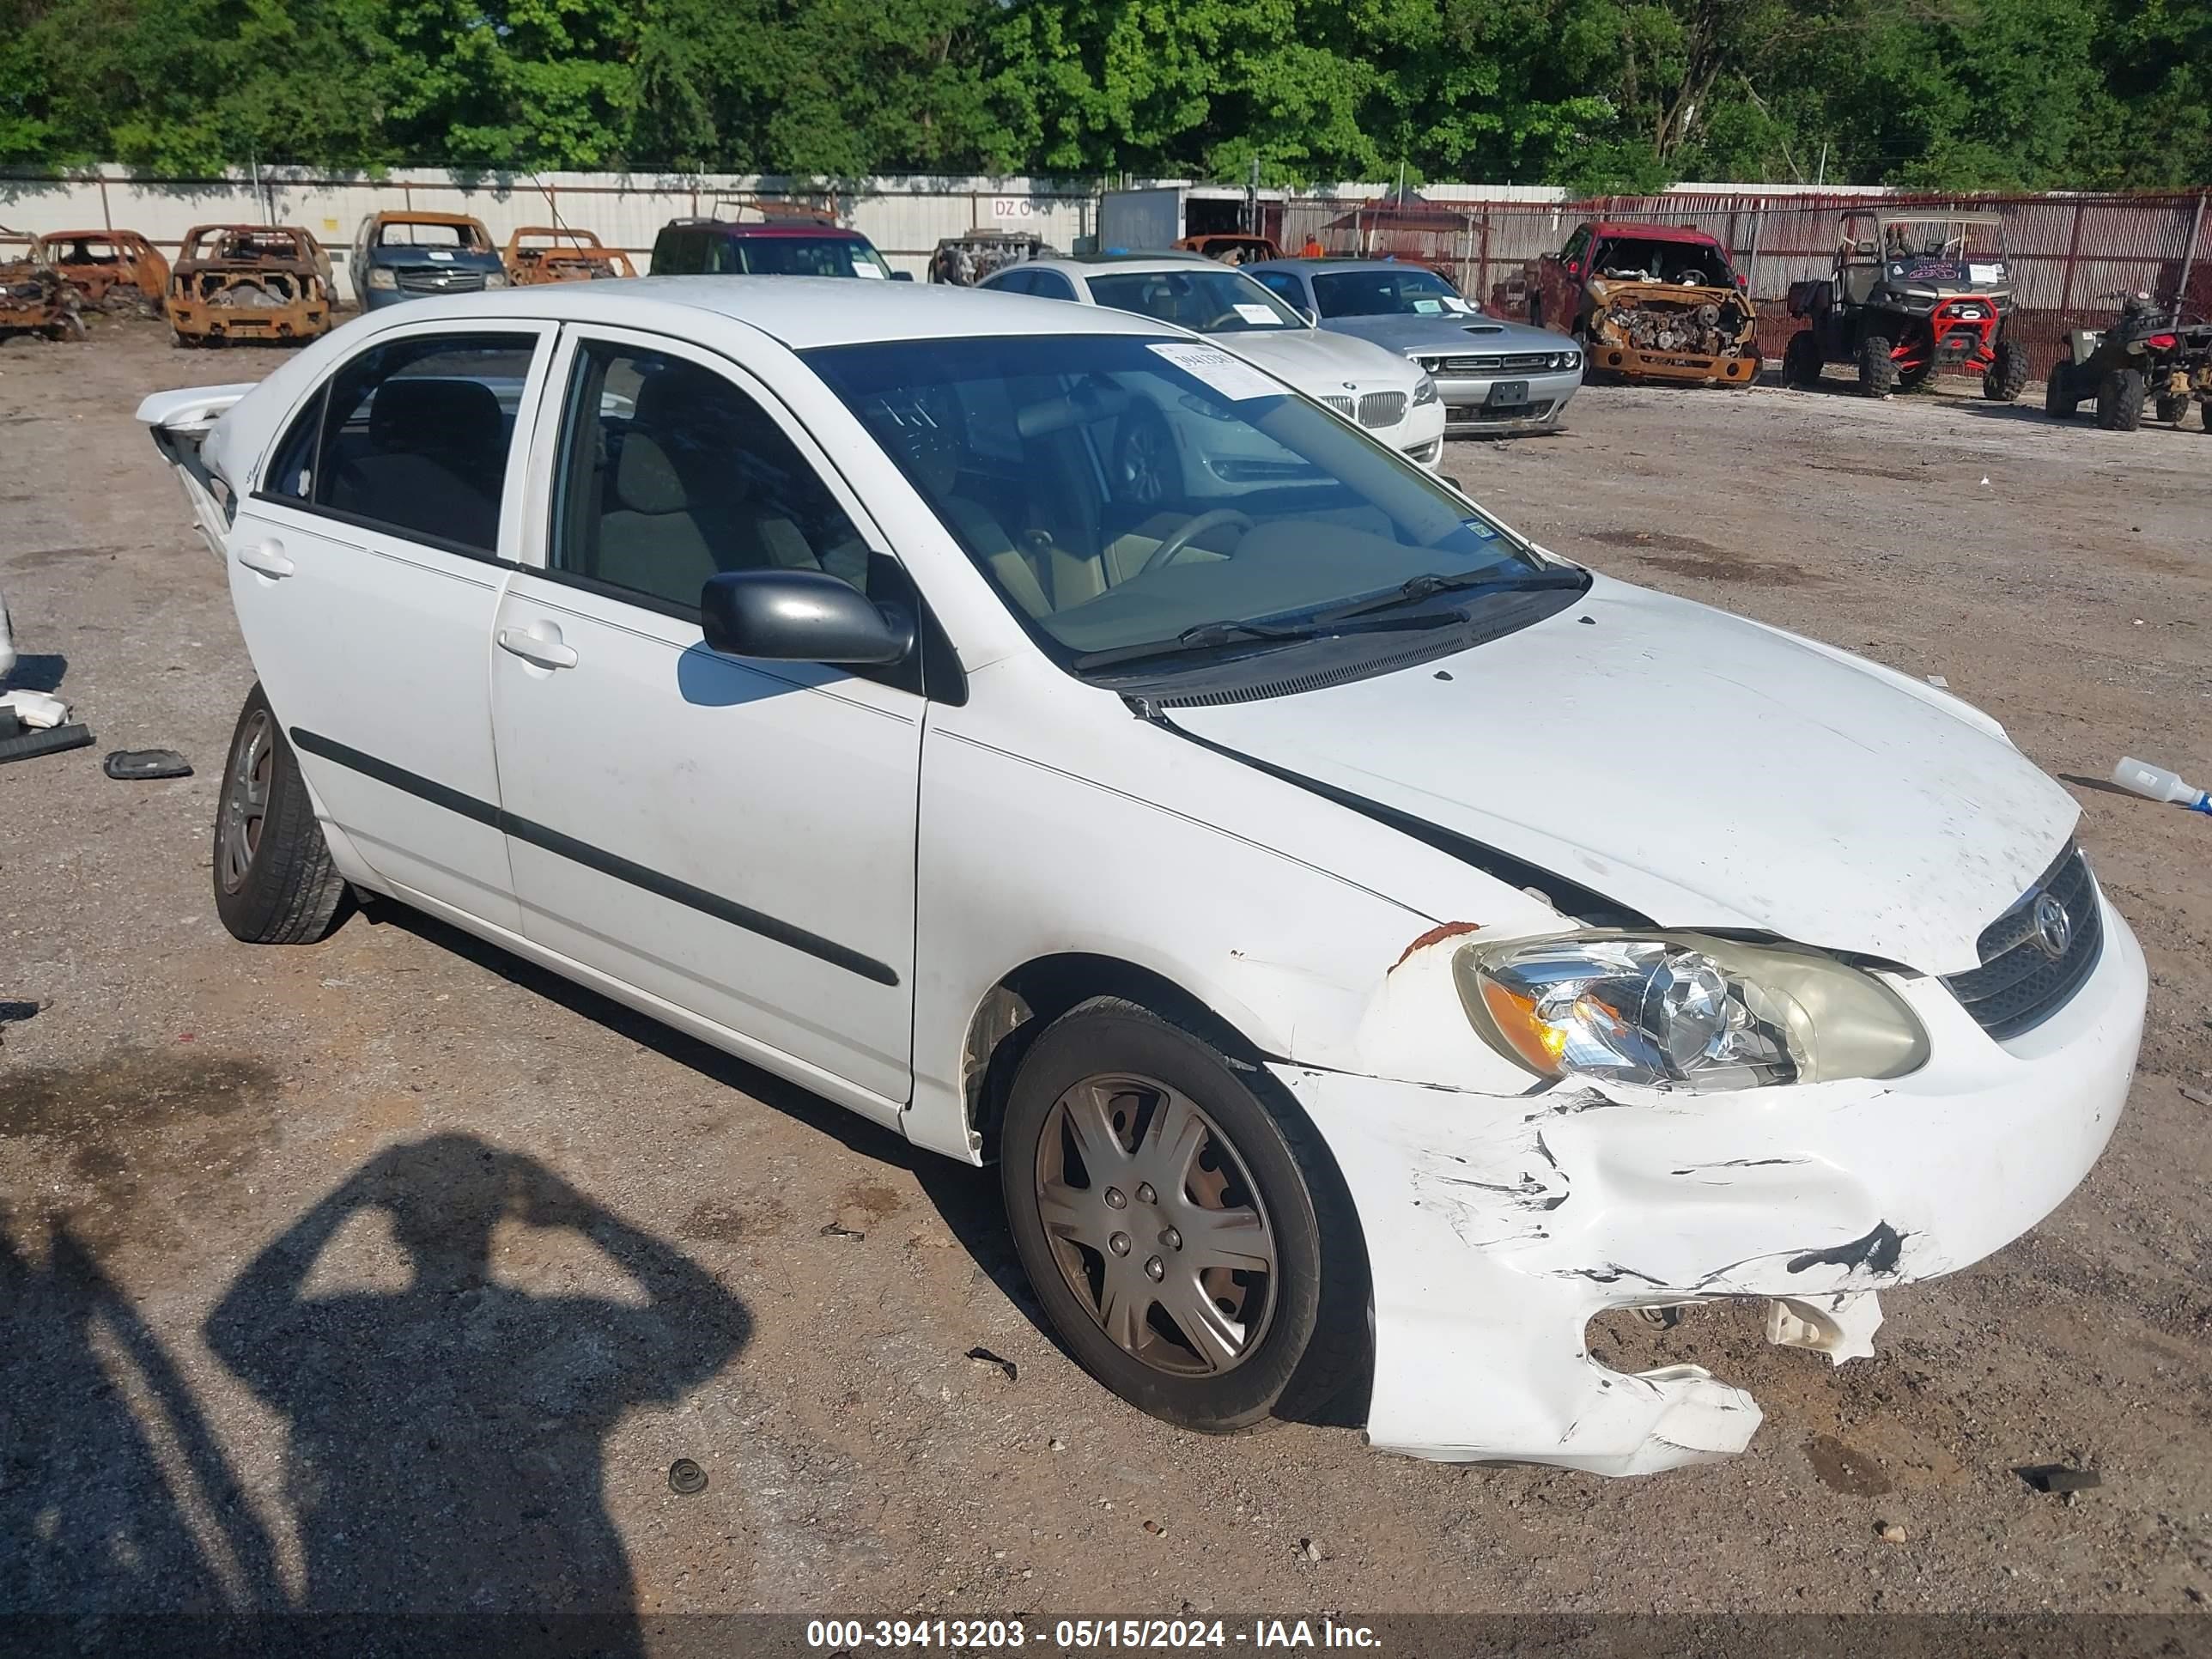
[3, 317, 2209, 1638]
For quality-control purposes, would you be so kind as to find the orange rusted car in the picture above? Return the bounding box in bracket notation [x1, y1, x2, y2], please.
[36, 229, 170, 315]
[167, 225, 334, 347]
[503, 226, 637, 285]
[0, 232, 84, 341]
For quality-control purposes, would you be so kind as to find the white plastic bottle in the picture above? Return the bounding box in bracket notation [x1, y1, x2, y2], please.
[2113, 757, 2212, 814]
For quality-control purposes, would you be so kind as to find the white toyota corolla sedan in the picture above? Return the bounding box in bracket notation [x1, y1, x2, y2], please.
[142, 278, 2143, 1476]
[979, 256, 1447, 469]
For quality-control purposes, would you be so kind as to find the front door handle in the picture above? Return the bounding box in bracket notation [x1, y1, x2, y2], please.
[237, 539, 295, 579]
[497, 626, 579, 671]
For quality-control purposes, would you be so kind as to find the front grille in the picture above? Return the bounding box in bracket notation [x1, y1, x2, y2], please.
[395, 267, 488, 294]
[1319, 394, 1354, 421]
[1942, 842, 2103, 1041]
[1358, 391, 1407, 428]
[1427, 351, 1558, 374]
[1446, 401, 1555, 423]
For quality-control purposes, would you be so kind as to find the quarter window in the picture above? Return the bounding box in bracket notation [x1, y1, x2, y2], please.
[550, 342, 875, 617]
[1026, 269, 1076, 301]
[1251, 271, 1305, 308]
[299, 332, 536, 554]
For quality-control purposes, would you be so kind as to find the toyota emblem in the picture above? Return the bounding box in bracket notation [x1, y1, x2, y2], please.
[2032, 892, 2072, 961]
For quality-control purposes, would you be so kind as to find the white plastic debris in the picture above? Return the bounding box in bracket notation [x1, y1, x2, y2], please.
[1925, 674, 1948, 688]
[2114, 757, 2212, 814]
[0, 690, 68, 730]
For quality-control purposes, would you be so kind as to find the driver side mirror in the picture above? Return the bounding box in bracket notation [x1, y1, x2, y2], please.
[700, 570, 915, 665]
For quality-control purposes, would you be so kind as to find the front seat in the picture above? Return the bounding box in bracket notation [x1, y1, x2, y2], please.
[869, 393, 1053, 619]
[592, 367, 825, 603]
[330, 376, 505, 550]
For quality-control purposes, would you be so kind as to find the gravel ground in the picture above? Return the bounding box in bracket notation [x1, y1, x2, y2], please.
[3, 317, 2209, 1638]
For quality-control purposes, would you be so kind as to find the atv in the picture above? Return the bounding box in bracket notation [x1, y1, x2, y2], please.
[2043, 291, 2212, 433]
[1782, 210, 2027, 400]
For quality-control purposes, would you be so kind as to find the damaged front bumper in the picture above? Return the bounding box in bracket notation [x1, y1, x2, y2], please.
[1279, 894, 2144, 1475]
[1434, 368, 1583, 435]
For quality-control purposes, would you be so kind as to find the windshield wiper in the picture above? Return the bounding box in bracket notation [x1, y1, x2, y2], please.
[1313, 566, 1588, 625]
[1072, 611, 1456, 673]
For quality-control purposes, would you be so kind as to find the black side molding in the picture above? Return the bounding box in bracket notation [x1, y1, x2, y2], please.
[289, 727, 901, 988]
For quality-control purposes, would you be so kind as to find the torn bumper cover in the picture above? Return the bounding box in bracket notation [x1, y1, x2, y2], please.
[1589, 281, 1758, 386]
[1280, 894, 2144, 1475]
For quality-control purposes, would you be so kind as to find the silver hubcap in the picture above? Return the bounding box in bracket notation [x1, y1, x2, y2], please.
[1034, 1073, 1276, 1376]
[219, 709, 273, 894]
[1121, 422, 1170, 505]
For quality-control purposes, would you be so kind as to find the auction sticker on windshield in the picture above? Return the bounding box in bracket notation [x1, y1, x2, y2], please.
[1232, 303, 1280, 325]
[1147, 343, 1286, 400]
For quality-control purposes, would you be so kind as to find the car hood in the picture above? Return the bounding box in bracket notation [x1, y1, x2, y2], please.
[1326, 313, 1567, 356]
[370, 250, 504, 270]
[1167, 574, 2076, 975]
[1214, 326, 1419, 394]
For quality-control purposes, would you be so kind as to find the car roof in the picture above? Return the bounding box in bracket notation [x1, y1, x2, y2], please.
[1026, 255, 1231, 276]
[1584, 221, 1724, 246]
[368, 211, 487, 228]
[1245, 258, 1454, 278]
[661, 219, 871, 240]
[347, 275, 1183, 350]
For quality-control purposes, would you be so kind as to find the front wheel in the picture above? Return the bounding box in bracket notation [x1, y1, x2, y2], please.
[2155, 392, 2190, 425]
[1984, 336, 2029, 402]
[1782, 329, 1822, 386]
[2045, 359, 2079, 417]
[1857, 333, 1899, 397]
[212, 684, 350, 944]
[999, 998, 1367, 1433]
[2095, 367, 2145, 431]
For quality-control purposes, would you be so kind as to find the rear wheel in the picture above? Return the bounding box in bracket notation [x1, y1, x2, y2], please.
[999, 998, 1367, 1433]
[2045, 358, 2080, 417]
[1857, 333, 1899, 397]
[1984, 336, 2029, 402]
[2155, 392, 2190, 425]
[212, 684, 349, 945]
[2095, 367, 2145, 431]
[1782, 329, 1822, 387]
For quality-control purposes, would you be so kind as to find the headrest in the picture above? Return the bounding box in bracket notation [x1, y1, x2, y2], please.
[615, 433, 689, 515]
[1016, 378, 1133, 440]
[369, 377, 501, 456]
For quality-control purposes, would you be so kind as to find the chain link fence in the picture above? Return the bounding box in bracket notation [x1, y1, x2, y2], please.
[1280, 190, 2212, 378]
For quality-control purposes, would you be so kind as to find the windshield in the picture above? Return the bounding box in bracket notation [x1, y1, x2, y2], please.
[1085, 269, 1302, 334]
[805, 334, 1548, 672]
[1875, 218, 2003, 260]
[1312, 267, 1474, 319]
[740, 236, 892, 279]
[377, 222, 489, 251]
[1592, 238, 1726, 285]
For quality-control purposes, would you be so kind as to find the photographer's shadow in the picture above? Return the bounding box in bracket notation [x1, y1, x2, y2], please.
[204, 1134, 748, 1631]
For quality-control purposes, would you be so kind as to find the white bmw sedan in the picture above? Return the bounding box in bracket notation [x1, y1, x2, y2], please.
[980, 256, 1447, 469]
[143, 278, 2143, 1475]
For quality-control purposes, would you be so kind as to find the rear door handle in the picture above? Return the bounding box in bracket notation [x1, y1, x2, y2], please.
[237, 539, 295, 579]
[497, 626, 579, 671]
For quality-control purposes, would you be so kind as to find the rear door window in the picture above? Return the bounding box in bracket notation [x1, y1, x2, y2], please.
[305, 333, 539, 555]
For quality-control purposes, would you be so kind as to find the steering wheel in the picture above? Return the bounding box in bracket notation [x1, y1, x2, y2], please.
[1139, 509, 1255, 576]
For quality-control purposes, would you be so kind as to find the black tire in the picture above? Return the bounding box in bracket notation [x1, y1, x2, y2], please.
[2203, 401, 2212, 434]
[1113, 399, 1178, 507]
[1527, 295, 1543, 328]
[1782, 329, 1822, 387]
[2155, 392, 2190, 425]
[211, 684, 349, 945]
[1857, 332, 1899, 397]
[1984, 336, 2029, 402]
[2045, 359, 2079, 417]
[2095, 367, 2144, 431]
[1896, 357, 1934, 392]
[998, 997, 1368, 1434]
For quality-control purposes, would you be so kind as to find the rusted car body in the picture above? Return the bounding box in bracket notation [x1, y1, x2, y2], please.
[167, 226, 334, 347]
[0, 234, 84, 341]
[36, 229, 169, 314]
[1502, 222, 1759, 387]
[1175, 233, 1284, 264]
[502, 227, 637, 285]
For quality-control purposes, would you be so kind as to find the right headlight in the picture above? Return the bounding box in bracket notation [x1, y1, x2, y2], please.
[1455, 932, 1929, 1092]
[366, 266, 398, 290]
